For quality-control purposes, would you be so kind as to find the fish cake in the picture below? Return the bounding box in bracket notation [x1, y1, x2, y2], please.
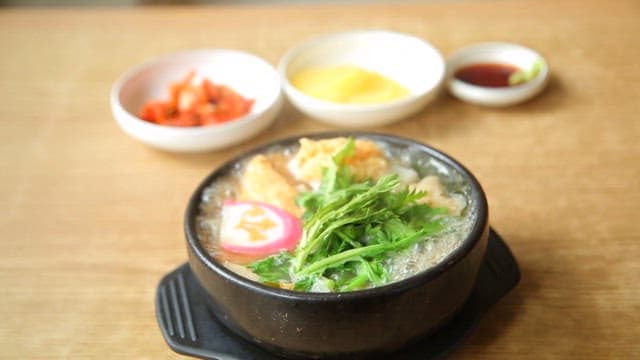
[288, 137, 389, 188]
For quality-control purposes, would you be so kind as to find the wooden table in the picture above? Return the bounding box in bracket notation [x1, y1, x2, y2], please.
[1, 0, 639, 358]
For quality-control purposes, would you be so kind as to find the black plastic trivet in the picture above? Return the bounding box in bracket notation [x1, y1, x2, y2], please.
[156, 228, 520, 360]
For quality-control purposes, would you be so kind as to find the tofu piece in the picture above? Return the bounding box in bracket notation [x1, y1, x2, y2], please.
[288, 137, 389, 188]
[410, 175, 465, 215]
[237, 154, 303, 217]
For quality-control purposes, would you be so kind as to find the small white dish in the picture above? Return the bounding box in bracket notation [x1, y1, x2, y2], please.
[278, 30, 445, 128]
[111, 49, 283, 152]
[446, 42, 549, 107]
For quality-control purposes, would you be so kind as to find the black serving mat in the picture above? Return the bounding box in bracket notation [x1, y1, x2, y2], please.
[156, 228, 520, 360]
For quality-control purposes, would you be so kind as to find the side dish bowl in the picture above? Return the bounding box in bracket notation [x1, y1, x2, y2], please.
[446, 42, 549, 106]
[278, 31, 446, 128]
[110, 49, 283, 152]
[184, 132, 489, 359]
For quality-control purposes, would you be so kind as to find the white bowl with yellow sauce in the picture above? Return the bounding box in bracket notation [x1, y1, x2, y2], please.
[279, 30, 446, 128]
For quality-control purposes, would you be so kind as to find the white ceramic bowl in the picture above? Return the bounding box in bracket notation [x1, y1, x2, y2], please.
[111, 49, 283, 152]
[278, 30, 446, 128]
[446, 42, 549, 107]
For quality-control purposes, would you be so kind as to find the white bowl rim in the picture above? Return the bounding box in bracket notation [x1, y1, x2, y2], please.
[278, 29, 446, 113]
[111, 48, 282, 135]
[445, 41, 549, 105]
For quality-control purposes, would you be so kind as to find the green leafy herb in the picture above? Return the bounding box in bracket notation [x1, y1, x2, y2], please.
[247, 251, 292, 283]
[508, 59, 544, 86]
[248, 137, 448, 292]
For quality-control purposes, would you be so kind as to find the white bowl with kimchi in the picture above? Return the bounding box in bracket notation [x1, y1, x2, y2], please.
[111, 49, 283, 152]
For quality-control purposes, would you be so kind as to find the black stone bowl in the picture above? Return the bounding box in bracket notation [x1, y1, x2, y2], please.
[184, 132, 489, 359]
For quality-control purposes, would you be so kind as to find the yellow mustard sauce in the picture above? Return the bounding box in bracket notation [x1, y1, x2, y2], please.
[291, 65, 410, 104]
[235, 205, 276, 242]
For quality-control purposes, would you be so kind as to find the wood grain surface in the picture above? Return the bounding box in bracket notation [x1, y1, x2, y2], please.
[1, 0, 639, 358]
